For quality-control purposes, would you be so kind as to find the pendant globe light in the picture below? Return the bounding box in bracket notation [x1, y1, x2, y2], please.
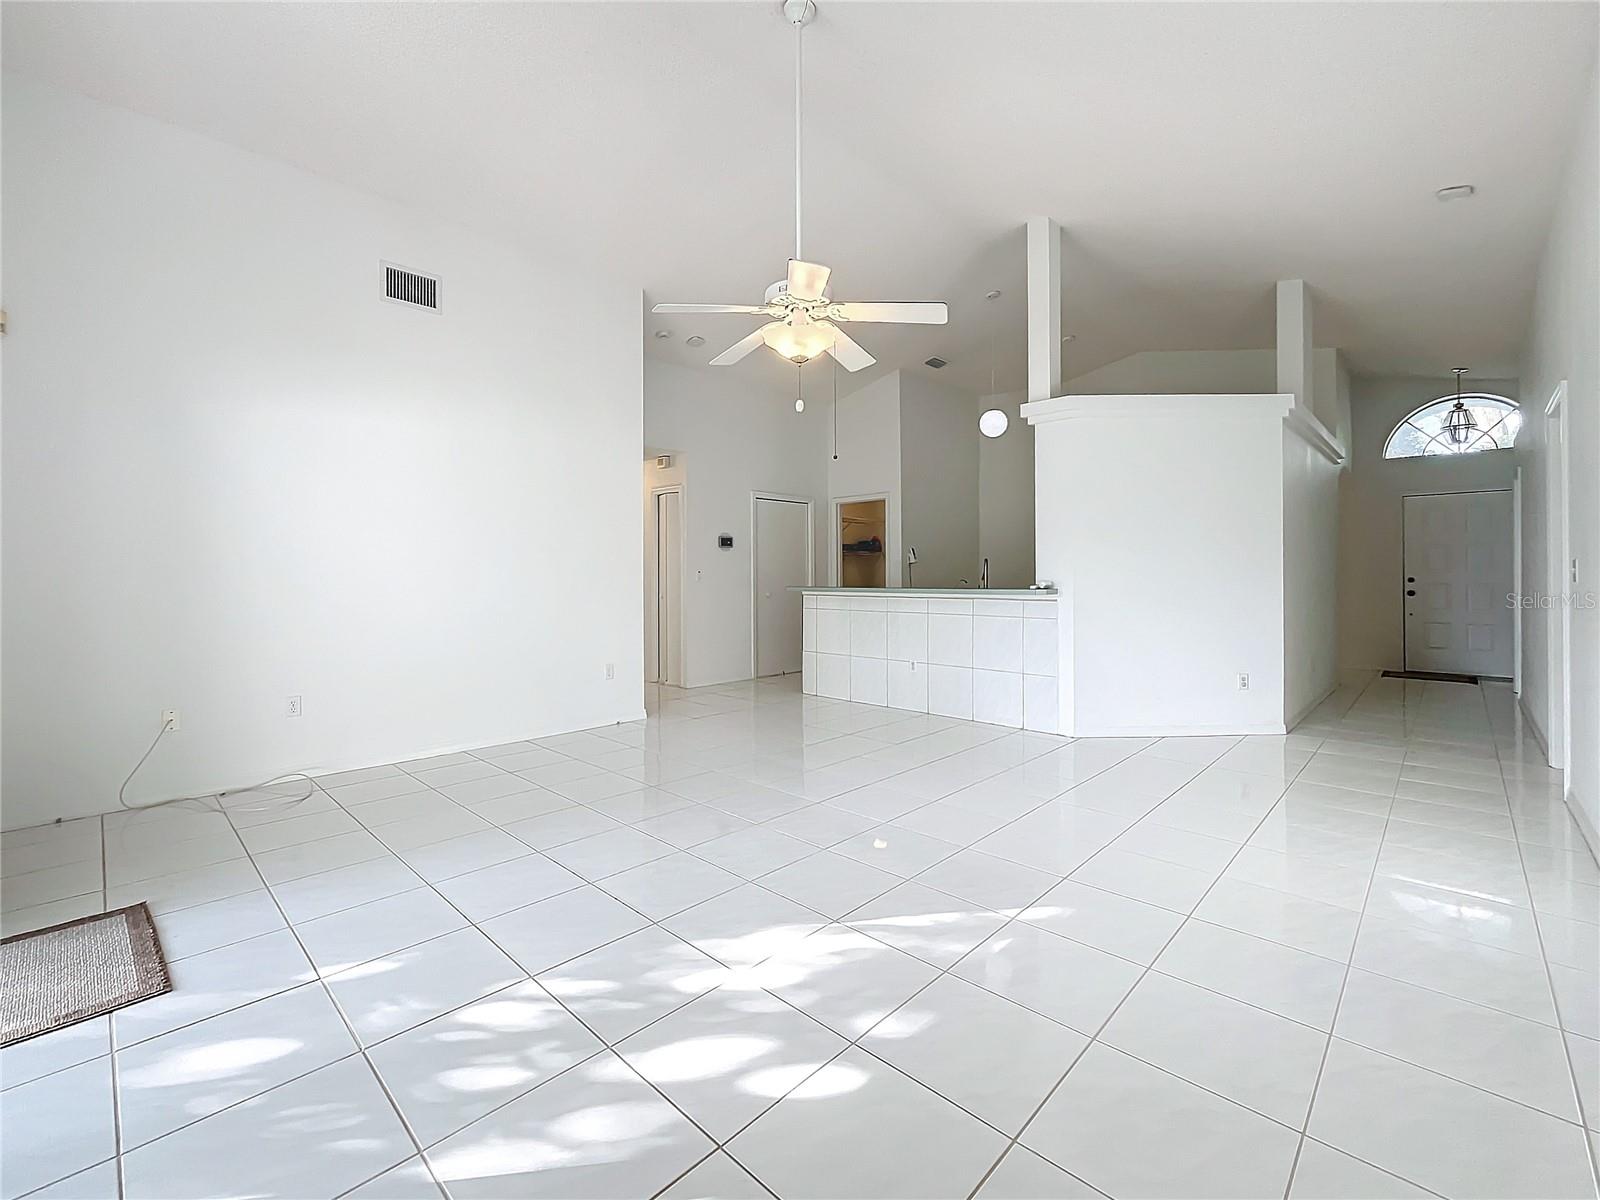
[1444, 367, 1478, 447]
[978, 290, 1008, 438]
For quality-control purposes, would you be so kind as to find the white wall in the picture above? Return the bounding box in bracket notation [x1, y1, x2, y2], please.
[1338, 376, 1518, 673]
[1068, 349, 1278, 396]
[1, 79, 645, 828]
[828, 372, 904, 585]
[978, 390, 1036, 588]
[1517, 61, 1599, 846]
[1283, 426, 1342, 724]
[642, 359, 828, 688]
[899, 372, 980, 588]
[1031, 396, 1289, 735]
[1316, 351, 1355, 451]
[1069, 348, 1348, 443]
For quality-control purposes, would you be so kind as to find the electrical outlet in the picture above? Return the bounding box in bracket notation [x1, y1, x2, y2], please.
[162, 708, 181, 732]
[1237, 674, 1250, 691]
[287, 695, 303, 718]
[605, 663, 615, 680]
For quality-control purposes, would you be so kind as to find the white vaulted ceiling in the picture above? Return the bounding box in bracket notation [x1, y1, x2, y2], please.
[5, 1, 1595, 391]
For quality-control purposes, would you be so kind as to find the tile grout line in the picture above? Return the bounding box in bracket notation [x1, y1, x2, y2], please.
[206, 804, 450, 1200]
[1280, 674, 1400, 1199]
[23, 677, 1583, 1200]
[10, 689, 1035, 1200]
[16, 695, 1326, 1196]
[288, 768, 826, 1192]
[101, 813, 128, 1200]
[959, 739, 1326, 1198]
[40, 705, 1029, 1095]
[379, 716, 1118, 1192]
[314, 712, 1185, 1197]
[262, 696, 1118, 1196]
[1486, 682, 1600, 1198]
[959, 677, 1394, 1199]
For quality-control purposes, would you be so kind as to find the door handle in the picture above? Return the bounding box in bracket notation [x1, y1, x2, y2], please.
[1406, 589, 1416, 597]
[1406, 576, 1416, 583]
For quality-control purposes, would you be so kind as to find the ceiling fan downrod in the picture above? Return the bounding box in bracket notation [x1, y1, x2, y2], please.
[646, 0, 946, 373]
[785, 0, 815, 263]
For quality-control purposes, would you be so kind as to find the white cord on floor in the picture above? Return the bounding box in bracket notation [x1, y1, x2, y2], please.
[117, 718, 315, 815]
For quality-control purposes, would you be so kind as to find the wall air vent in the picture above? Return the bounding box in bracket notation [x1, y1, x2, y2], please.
[382, 262, 438, 311]
[924, 357, 948, 369]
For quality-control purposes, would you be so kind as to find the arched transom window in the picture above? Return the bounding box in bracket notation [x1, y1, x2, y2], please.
[1383, 393, 1521, 459]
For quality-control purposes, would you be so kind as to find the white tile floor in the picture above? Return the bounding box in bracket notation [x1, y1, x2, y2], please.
[2, 674, 1598, 1199]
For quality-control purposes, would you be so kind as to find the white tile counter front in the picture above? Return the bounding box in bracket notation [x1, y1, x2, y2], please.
[798, 588, 1060, 732]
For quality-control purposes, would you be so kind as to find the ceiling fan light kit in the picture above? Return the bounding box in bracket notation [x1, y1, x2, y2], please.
[651, 0, 947, 374]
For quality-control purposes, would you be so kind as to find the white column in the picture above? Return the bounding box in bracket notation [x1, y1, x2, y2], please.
[1026, 217, 1065, 732]
[1027, 217, 1062, 403]
[1276, 279, 1314, 417]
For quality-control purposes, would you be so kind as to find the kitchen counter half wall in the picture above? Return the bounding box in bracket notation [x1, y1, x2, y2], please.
[800, 589, 1060, 732]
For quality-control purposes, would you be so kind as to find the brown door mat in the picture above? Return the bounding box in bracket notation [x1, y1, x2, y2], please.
[1, 902, 172, 1046]
[1381, 669, 1480, 685]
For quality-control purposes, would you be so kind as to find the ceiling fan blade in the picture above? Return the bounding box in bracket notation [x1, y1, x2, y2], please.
[786, 259, 832, 301]
[829, 301, 948, 325]
[823, 324, 876, 372]
[708, 326, 772, 366]
[651, 303, 768, 314]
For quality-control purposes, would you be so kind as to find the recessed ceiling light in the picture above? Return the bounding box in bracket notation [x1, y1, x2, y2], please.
[685, 335, 706, 347]
[653, 329, 673, 340]
[1436, 184, 1476, 202]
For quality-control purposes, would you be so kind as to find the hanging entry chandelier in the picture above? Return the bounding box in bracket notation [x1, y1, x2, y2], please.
[1444, 367, 1478, 446]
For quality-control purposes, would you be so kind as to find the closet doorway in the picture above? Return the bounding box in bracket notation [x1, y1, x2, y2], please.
[648, 486, 684, 685]
[837, 496, 888, 588]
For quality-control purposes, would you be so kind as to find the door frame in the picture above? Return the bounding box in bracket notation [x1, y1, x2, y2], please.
[647, 484, 686, 686]
[1512, 468, 1523, 696]
[831, 491, 894, 587]
[749, 491, 815, 679]
[1544, 381, 1571, 771]
[1400, 487, 1514, 676]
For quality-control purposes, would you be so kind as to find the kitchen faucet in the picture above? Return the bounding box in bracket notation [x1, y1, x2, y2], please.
[980, 558, 990, 589]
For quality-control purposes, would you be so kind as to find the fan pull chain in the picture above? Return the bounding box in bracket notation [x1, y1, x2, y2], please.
[832, 357, 839, 458]
[795, 364, 805, 413]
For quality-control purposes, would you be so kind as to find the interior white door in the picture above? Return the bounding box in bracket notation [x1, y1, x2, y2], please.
[755, 497, 810, 676]
[1403, 490, 1513, 677]
[656, 490, 682, 685]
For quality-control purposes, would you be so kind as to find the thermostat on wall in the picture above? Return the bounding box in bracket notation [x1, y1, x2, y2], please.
[717, 534, 734, 549]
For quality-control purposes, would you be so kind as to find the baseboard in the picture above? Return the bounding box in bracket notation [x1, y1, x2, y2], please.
[1517, 694, 1552, 761]
[1568, 792, 1600, 868]
[1510, 697, 1597, 866]
[1286, 682, 1339, 733]
[1071, 721, 1289, 738]
[6, 707, 655, 836]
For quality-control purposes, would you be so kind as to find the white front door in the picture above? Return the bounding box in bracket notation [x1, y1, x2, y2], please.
[1403, 490, 1513, 677]
[754, 497, 810, 676]
[655, 490, 683, 685]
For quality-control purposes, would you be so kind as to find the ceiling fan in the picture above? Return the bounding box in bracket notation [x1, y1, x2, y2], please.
[651, 0, 947, 371]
